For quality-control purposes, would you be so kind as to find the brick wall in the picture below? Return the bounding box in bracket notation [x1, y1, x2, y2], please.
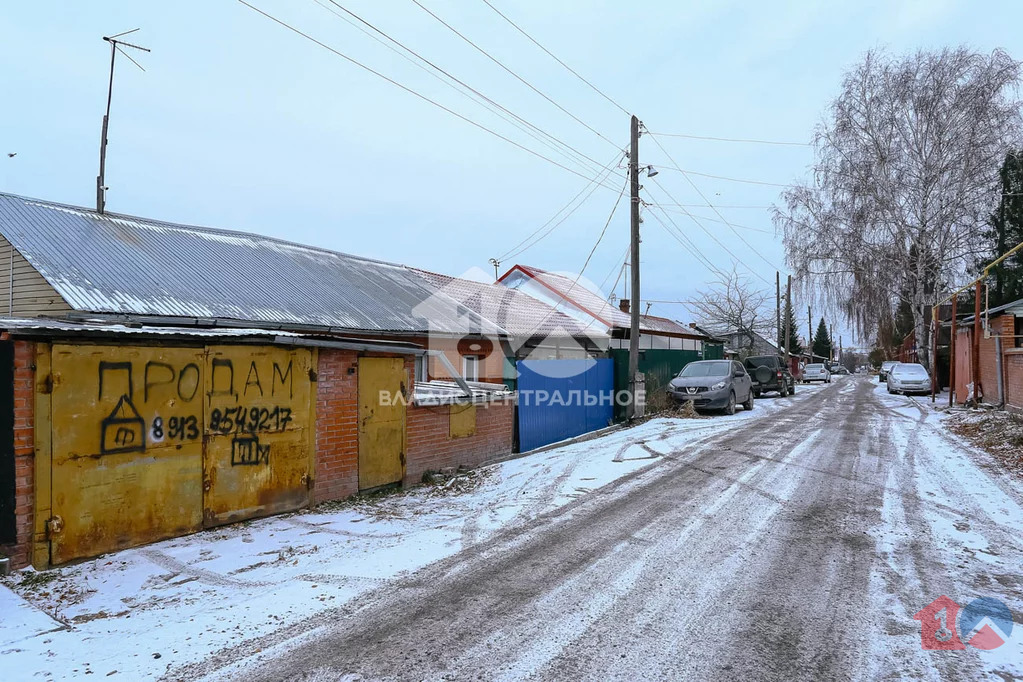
[956, 315, 1023, 412]
[313, 350, 418, 502]
[405, 400, 514, 486]
[1, 340, 35, 568]
[313, 348, 360, 503]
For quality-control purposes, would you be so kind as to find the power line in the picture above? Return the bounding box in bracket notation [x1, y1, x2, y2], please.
[238, 1, 621, 189]
[409, 0, 618, 149]
[642, 193, 740, 281]
[649, 205, 775, 234]
[647, 130, 786, 274]
[519, 176, 629, 339]
[315, 0, 616, 180]
[657, 202, 775, 209]
[646, 208, 730, 280]
[478, 0, 631, 118]
[599, 243, 630, 293]
[645, 131, 811, 147]
[653, 164, 794, 188]
[497, 149, 626, 262]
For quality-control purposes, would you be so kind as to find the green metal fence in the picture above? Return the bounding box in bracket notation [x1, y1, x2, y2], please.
[611, 348, 707, 420]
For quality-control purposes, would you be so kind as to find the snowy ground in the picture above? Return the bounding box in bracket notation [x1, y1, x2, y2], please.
[1, 384, 816, 681]
[178, 375, 1021, 682]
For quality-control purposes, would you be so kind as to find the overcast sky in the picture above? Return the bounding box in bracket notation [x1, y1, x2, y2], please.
[3, 1, 1020, 348]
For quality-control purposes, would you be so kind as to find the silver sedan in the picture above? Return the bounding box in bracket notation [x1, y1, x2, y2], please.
[802, 363, 831, 383]
[887, 362, 932, 395]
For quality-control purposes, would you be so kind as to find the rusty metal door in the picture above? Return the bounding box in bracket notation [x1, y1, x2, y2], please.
[202, 346, 314, 526]
[357, 357, 406, 490]
[48, 344, 205, 565]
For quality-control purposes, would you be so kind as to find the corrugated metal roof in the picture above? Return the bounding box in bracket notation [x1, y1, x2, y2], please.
[0, 192, 500, 336]
[636, 314, 701, 337]
[413, 379, 512, 406]
[0, 316, 423, 354]
[504, 265, 704, 337]
[509, 265, 631, 328]
[410, 268, 607, 340]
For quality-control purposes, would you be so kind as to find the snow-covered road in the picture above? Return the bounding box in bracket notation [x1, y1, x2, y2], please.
[5, 376, 1023, 680]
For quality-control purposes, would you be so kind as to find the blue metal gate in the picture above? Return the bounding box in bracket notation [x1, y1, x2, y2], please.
[516, 358, 614, 452]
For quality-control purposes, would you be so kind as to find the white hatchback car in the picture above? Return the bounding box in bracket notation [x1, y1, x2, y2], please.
[887, 362, 932, 395]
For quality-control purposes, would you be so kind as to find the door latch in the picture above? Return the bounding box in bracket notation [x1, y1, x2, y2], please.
[46, 515, 64, 536]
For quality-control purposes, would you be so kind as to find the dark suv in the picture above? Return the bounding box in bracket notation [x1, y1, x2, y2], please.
[744, 355, 796, 398]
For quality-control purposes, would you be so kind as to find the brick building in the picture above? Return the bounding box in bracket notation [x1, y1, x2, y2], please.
[0, 193, 518, 569]
[954, 298, 1023, 410]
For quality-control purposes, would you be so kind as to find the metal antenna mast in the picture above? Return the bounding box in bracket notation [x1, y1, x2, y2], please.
[97, 28, 150, 214]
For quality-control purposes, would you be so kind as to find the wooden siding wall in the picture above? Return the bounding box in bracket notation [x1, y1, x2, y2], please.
[0, 235, 71, 317]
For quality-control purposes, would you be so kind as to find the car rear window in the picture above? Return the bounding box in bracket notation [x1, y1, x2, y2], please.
[745, 356, 779, 368]
[806, 363, 824, 370]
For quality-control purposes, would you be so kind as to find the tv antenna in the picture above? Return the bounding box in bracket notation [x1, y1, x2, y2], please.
[96, 28, 150, 214]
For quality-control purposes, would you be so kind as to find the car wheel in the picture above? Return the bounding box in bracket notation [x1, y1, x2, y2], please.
[779, 382, 789, 398]
[887, 386, 893, 394]
[743, 391, 754, 411]
[789, 382, 796, 395]
[753, 390, 761, 399]
[723, 391, 736, 416]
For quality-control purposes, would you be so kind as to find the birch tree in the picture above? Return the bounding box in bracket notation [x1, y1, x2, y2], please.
[774, 48, 1022, 368]
[690, 266, 771, 355]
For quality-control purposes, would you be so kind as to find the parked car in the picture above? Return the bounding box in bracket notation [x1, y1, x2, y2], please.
[878, 360, 899, 382]
[887, 362, 932, 395]
[667, 360, 754, 415]
[803, 363, 831, 383]
[743, 355, 796, 397]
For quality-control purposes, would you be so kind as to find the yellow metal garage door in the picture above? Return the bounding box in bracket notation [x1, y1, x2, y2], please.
[202, 346, 315, 526]
[358, 357, 407, 490]
[49, 344, 205, 565]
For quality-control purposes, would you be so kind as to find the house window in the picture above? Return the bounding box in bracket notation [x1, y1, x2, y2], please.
[415, 355, 428, 382]
[1015, 316, 1023, 348]
[462, 355, 480, 382]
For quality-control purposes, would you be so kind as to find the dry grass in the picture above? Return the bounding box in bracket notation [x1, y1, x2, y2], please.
[945, 408, 1023, 474]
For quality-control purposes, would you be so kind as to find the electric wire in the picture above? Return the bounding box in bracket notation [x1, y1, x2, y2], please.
[497, 149, 626, 262]
[645, 131, 811, 147]
[650, 206, 775, 234]
[648, 131, 786, 274]
[409, 0, 619, 149]
[237, 1, 622, 188]
[653, 164, 793, 188]
[478, 0, 631, 117]
[644, 181, 765, 280]
[656, 203, 775, 209]
[316, 0, 617, 180]
[518, 176, 629, 339]
[642, 199, 732, 280]
[599, 243, 630, 292]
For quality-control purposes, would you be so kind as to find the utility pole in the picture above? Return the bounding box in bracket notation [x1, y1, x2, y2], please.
[973, 280, 982, 403]
[784, 275, 791, 371]
[775, 272, 781, 352]
[808, 306, 812, 362]
[96, 29, 150, 214]
[626, 115, 641, 420]
[949, 295, 957, 407]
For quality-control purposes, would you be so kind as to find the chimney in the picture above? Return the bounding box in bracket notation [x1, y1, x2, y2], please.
[619, 298, 630, 314]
